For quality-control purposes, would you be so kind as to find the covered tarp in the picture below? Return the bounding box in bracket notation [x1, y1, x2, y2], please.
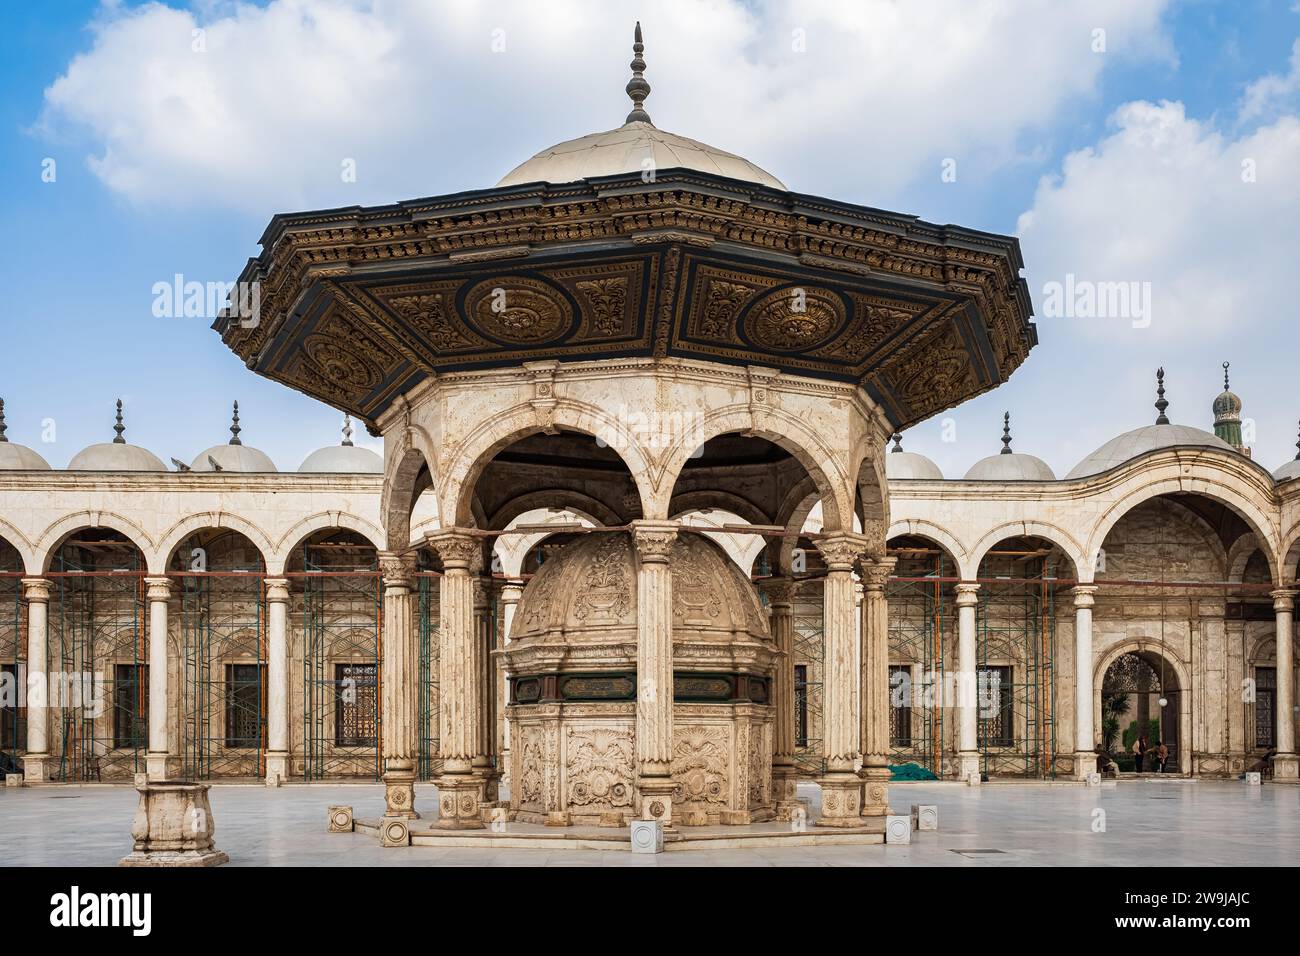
[889, 762, 939, 781]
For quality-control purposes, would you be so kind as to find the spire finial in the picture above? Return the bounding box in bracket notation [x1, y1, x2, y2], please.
[1000, 411, 1013, 454]
[1154, 368, 1170, 425]
[0, 398, 7, 443]
[229, 400, 242, 445]
[113, 399, 126, 443]
[342, 414, 354, 447]
[890, 432, 903, 453]
[1223, 361, 1231, 392]
[625, 21, 652, 125]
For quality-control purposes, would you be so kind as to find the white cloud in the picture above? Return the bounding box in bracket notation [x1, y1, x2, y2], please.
[1240, 37, 1300, 122]
[38, 0, 1171, 211]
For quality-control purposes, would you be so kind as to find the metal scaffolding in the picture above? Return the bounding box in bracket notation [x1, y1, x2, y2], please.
[792, 579, 825, 776]
[886, 545, 951, 775]
[51, 536, 146, 781]
[417, 564, 440, 781]
[977, 542, 1058, 779]
[0, 553, 24, 771]
[299, 534, 381, 780]
[177, 531, 266, 779]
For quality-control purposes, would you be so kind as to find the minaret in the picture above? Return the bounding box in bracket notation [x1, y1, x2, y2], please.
[1212, 362, 1246, 454]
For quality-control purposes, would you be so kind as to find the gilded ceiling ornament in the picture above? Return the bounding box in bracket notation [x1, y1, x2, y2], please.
[574, 277, 629, 336]
[464, 277, 572, 344]
[745, 286, 846, 352]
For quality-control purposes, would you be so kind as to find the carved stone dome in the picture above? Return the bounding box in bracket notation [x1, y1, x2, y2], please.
[511, 530, 770, 654]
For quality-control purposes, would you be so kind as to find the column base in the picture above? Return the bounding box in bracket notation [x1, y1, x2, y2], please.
[859, 769, 890, 818]
[21, 754, 52, 783]
[265, 752, 289, 786]
[1273, 753, 1299, 782]
[637, 776, 676, 824]
[956, 751, 981, 784]
[383, 759, 420, 819]
[146, 753, 179, 781]
[1073, 751, 1099, 781]
[816, 773, 863, 827]
[771, 765, 802, 821]
[434, 774, 485, 829]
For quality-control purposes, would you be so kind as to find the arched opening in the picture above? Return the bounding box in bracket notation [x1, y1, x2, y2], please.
[886, 533, 960, 778]
[167, 529, 267, 779]
[285, 528, 381, 780]
[47, 528, 148, 781]
[1101, 650, 1183, 773]
[974, 534, 1072, 779]
[0, 537, 26, 773]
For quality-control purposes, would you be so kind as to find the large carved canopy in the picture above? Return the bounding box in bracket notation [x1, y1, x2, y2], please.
[214, 169, 1035, 432]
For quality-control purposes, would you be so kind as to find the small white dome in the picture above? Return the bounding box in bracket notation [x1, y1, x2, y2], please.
[299, 444, 383, 474]
[1274, 459, 1300, 483]
[0, 442, 51, 470]
[886, 451, 944, 480]
[191, 444, 277, 473]
[497, 121, 786, 191]
[1066, 424, 1234, 480]
[965, 453, 1056, 481]
[68, 442, 167, 472]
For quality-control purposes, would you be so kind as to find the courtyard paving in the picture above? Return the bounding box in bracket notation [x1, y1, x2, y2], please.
[2, 778, 1296, 866]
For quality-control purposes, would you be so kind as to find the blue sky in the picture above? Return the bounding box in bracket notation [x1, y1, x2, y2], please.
[2, 0, 1299, 476]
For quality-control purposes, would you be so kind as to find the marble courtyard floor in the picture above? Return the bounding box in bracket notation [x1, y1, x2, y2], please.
[2, 779, 1296, 866]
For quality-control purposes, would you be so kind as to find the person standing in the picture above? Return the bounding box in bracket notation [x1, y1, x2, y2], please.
[1156, 740, 1169, 773]
[1133, 733, 1148, 773]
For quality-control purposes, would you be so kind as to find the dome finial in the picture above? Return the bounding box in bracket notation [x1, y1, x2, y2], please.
[1154, 368, 1170, 425]
[890, 432, 903, 453]
[229, 400, 243, 445]
[342, 414, 354, 447]
[1000, 411, 1013, 454]
[113, 398, 126, 443]
[1223, 361, 1230, 391]
[625, 21, 652, 125]
[0, 398, 7, 443]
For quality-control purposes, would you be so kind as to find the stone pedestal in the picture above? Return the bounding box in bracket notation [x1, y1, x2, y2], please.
[434, 774, 485, 829]
[21, 754, 52, 783]
[382, 761, 419, 820]
[120, 781, 228, 867]
[1074, 751, 1098, 781]
[1274, 753, 1299, 782]
[816, 772, 863, 827]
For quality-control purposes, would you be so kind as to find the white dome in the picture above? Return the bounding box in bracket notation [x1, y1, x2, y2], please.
[67, 442, 167, 472]
[965, 453, 1056, 481]
[497, 121, 786, 190]
[0, 442, 51, 470]
[886, 451, 944, 480]
[299, 444, 383, 474]
[1274, 459, 1300, 483]
[191, 444, 277, 473]
[1066, 424, 1234, 479]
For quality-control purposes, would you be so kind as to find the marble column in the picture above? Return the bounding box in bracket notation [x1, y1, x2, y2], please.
[498, 580, 524, 783]
[144, 576, 174, 780]
[631, 520, 677, 824]
[379, 553, 420, 819]
[471, 573, 499, 802]
[426, 530, 484, 828]
[760, 577, 800, 818]
[815, 532, 868, 827]
[858, 555, 895, 820]
[1072, 585, 1098, 780]
[20, 578, 51, 782]
[263, 578, 290, 783]
[955, 583, 981, 782]
[1272, 589, 1298, 782]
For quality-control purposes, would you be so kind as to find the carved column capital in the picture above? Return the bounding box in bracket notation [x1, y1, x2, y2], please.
[955, 582, 981, 606]
[21, 578, 51, 603]
[630, 520, 677, 564]
[263, 577, 291, 603]
[378, 551, 418, 589]
[144, 576, 172, 602]
[426, 529, 480, 571]
[856, 555, 897, 591]
[815, 532, 870, 572]
[1272, 589, 1297, 613]
[1072, 585, 1098, 608]
[759, 577, 795, 608]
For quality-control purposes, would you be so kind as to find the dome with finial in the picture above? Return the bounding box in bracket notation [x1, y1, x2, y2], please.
[190, 401, 278, 472]
[964, 412, 1055, 480]
[298, 415, 383, 473]
[1067, 368, 1232, 479]
[496, 23, 786, 191]
[67, 399, 166, 472]
[884, 432, 944, 480]
[0, 398, 51, 470]
[1273, 421, 1300, 483]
